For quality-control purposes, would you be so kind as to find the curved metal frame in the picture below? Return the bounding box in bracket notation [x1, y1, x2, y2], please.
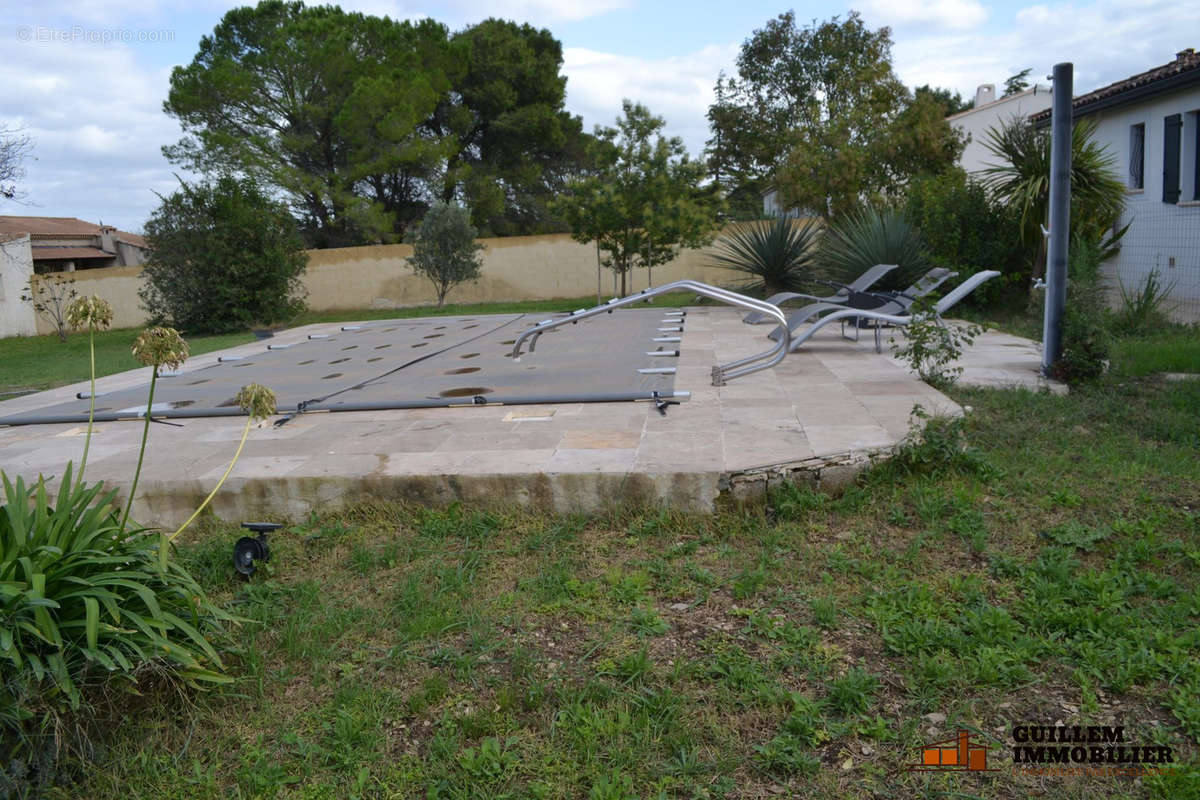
[510, 280, 789, 385]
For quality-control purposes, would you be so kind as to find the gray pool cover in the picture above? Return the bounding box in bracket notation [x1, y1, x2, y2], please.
[0, 308, 685, 426]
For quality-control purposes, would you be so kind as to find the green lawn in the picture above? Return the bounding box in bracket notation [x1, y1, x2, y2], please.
[52, 353, 1199, 798]
[0, 328, 255, 396]
[0, 294, 693, 397]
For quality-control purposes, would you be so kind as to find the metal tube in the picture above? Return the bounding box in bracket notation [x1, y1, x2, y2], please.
[1043, 62, 1073, 374]
[508, 280, 789, 385]
[1, 391, 694, 427]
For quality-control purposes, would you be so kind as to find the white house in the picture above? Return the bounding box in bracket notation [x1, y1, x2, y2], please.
[1032, 49, 1200, 322]
[948, 83, 1053, 175]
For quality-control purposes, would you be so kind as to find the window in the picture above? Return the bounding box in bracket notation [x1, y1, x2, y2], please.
[1191, 110, 1200, 201]
[1129, 123, 1145, 189]
[1163, 113, 1182, 204]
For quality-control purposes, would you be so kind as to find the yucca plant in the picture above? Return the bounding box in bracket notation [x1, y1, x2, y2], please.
[819, 207, 930, 292]
[708, 216, 824, 296]
[1, 463, 232, 781]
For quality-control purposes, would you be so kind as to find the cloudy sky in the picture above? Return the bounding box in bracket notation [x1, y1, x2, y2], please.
[1, 0, 1193, 231]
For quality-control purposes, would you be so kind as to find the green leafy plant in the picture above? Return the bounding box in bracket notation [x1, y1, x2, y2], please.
[904, 168, 1025, 305]
[819, 206, 930, 291]
[0, 465, 233, 787]
[1053, 305, 1110, 384]
[708, 216, 823, 296]
[889, 296, 984, 388]
[981, 116, 1124, 278]
[406, 201, 486, 308]
[1115, 270, 1175, 336]
[140, 176, 308, 334]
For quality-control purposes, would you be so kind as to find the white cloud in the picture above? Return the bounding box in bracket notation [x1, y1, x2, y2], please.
[563, 44, 738, 158]
[892, 0, 1186, 101]
[0, 37, 186, 230]
[859, 0, 988, 31]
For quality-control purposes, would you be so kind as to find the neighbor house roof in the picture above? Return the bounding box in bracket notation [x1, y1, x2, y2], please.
[0, 215, 147, 249]
[30, 246, 116, 261]
[1031, 48, 1200, 122]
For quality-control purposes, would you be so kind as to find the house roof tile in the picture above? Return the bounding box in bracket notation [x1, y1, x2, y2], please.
[1031, 48, 1200, 121]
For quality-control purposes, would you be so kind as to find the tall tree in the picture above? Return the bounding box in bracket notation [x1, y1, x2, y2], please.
[706, 12, 963, 218]
[433, 19, 590, 236]
[164, 2, 452, 247]
[556, 101, 721, 296]
[164, 3, 589, 247]
[914, 85, 973, 116]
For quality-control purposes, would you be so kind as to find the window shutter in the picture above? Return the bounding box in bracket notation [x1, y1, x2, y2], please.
[1163, 113, 1182, 204]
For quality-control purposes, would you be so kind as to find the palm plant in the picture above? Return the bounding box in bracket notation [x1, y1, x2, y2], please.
[818, 206, 930, 292]
[981, 116, 1125, 275]
[708, 216, 824, 296]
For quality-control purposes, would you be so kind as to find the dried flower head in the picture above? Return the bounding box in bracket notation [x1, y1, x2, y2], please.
[65, 295, 115, 331]
[131, 327, 189, 371]
[235, 383, 277, 421]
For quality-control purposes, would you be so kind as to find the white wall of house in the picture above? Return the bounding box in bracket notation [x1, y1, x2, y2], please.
[950, 85, 1053, 175]
[1086, 85, 1200, 322]
[0, 235, 38, 337]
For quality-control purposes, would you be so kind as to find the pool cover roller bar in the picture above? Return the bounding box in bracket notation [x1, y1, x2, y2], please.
[511, 280, 789, 385]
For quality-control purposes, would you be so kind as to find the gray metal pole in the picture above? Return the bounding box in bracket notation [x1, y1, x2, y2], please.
[1042, 62, 1073, 375]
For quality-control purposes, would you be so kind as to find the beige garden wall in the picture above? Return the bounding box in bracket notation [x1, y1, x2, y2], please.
[15, 229, 748, 335]
[304, 232, 736, 310]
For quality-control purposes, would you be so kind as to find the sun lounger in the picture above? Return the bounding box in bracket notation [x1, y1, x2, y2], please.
[742, 263, 897, 323]
[777, 270, 1001, 353]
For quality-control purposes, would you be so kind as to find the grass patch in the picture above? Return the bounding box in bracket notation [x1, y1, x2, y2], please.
[32, 360, 1198, 799]
[0, 328, 253, 396]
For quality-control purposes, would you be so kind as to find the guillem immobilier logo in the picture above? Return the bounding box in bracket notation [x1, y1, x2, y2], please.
[1011, 724, 1177, 778]
[903, 724, 1179, 778]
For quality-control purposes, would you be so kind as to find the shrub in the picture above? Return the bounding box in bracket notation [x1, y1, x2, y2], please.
[889, 296, 985, 389]
[818, 206, 929, 292]
[140, 176, 308, 334]
[708, 216, 824, 296]
[406, 201, 486, 307]
[1053, 305, 1110, 384]
[0, 465, 232, 790]
[904, 169, 1025, 306]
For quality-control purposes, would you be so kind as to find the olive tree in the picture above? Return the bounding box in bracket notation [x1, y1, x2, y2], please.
[406, 201, 485, 307]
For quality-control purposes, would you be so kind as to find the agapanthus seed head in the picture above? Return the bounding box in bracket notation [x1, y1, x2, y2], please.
[66, 295, 115, 331]
[235, 383, 277, 421]
[132, 327, 189, 371]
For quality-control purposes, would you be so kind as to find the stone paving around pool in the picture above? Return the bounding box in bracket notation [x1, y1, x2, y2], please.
[0, 308, 1062, 523]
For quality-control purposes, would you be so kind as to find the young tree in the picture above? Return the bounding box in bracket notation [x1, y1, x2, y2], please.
[140, 176, 308, 333]
[556, 101, 721, 296]
[406, 201, 485, 307]
[0, 122, 32, 201]
[706, 12, 964, 218]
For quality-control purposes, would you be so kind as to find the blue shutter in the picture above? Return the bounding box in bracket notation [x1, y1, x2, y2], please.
[1163, 114, 1182, 204]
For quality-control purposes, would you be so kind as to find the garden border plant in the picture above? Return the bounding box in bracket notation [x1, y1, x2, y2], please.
[1, 316, 280, 794]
